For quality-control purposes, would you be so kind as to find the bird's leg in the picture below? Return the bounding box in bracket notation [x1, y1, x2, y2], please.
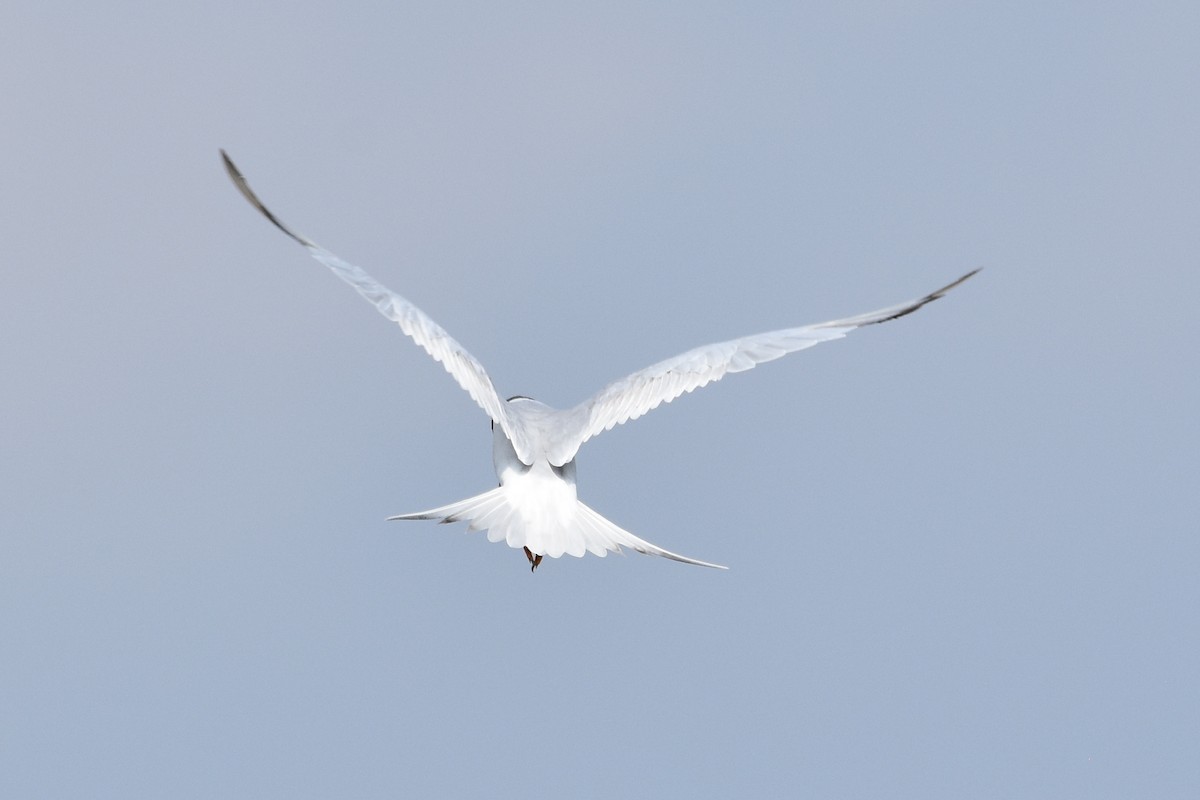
[523, 547, 543, 572]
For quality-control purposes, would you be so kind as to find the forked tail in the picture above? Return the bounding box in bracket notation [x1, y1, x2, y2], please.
[388, 489, 726, 569]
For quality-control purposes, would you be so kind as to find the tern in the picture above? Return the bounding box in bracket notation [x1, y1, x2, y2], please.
[222, 151, 977, 571]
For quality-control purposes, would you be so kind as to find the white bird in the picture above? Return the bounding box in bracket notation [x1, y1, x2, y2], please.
[222, 151, 977, 571]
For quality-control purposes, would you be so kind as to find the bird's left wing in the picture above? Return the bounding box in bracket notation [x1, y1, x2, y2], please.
[221, 151, 532, 461]
[546, 270, 978, 466]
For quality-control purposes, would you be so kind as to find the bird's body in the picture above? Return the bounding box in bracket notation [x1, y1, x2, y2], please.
[222, 150, 977, 570]
[391, 397, 726, 568]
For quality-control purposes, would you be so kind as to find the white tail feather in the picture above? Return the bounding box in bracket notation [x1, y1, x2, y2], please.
[388, 488, 726, 569]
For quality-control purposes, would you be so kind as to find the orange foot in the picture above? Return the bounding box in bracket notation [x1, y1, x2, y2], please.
[523, 546, 543, 572]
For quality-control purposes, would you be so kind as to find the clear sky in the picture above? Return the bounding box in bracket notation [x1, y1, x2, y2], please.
[2, 2, 1197, 798]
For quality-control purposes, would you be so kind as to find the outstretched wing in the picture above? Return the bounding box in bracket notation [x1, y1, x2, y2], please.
[546, 270, 978, 465]
[221, 151, 533, 461]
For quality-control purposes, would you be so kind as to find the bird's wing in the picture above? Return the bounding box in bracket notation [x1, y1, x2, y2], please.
[547, 270, 978, 465]
[221, 151, 533, 461]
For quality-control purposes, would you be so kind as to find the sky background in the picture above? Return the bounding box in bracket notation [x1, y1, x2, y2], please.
[2, 2, 1198, 798]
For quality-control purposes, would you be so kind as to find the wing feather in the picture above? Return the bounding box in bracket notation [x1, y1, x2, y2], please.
[549, 270, 978, 464]
[221, 151, 533, 462]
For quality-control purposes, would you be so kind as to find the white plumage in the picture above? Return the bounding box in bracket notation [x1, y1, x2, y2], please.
[222, 150, 977, 570]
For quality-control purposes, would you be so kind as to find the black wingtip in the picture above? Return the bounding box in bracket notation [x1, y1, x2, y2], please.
[219, 149, 314, 248]
[944, 267, 982, 292]
[883, 267, 982, 323]
[219, 149, 249, 192]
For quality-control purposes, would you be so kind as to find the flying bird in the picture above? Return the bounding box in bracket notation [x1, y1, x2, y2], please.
[222, 150, 977, 571]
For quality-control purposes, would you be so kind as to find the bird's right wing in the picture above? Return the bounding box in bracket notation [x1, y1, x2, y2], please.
[221, 151, 533, 462]
[546, 270, 978, 466]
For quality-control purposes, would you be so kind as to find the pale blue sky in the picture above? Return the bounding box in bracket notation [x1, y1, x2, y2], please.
[2, 2, 1197, 797]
